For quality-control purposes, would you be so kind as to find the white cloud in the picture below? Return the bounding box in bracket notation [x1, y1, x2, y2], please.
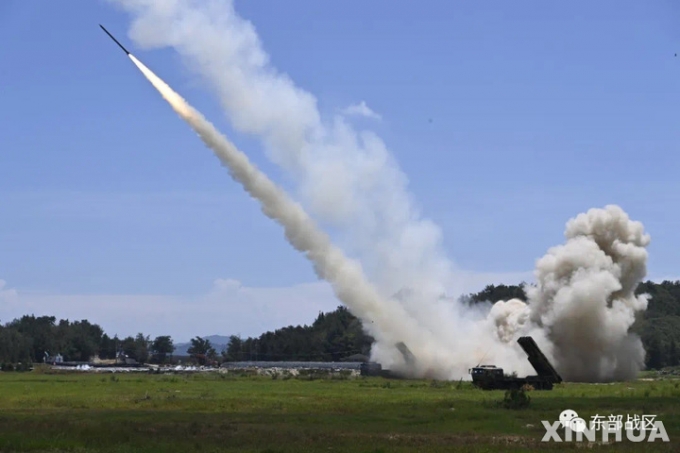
[0, 280, 19, 310]
[0, 279, 338, 342]
[0, 269, 533, 342]
[340, 101, 382, 121]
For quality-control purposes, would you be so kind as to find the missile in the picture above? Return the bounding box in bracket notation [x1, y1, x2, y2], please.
[99, 24, 130, 55]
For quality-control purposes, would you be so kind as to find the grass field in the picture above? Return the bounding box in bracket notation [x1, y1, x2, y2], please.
[0, 371, 678, 452]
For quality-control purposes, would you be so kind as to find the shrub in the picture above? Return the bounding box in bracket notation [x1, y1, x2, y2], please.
[502, 387, 531, 409]
[429, 380, 447, 389]
[32, 364, 52, 374]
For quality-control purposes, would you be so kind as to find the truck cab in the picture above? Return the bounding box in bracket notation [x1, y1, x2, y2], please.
[469, 365, 504, 387]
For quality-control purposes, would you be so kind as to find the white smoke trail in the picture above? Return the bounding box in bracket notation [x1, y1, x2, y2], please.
[110, 0, 471, 379]
[127, 53, 460, 378]
[110, 0, 454, 306]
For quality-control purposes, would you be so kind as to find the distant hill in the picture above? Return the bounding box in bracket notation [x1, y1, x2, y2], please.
[174, 335, 231, 356]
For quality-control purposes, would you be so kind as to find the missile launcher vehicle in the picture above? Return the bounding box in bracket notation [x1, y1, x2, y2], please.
[469, 336, 562, 390]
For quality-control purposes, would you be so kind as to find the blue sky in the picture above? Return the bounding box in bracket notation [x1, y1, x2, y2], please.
[1, 0, 679, 341]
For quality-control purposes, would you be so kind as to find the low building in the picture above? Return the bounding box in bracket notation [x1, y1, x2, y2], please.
[44, 353, 63, 364]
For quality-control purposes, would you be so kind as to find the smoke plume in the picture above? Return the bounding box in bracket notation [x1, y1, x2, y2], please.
[110, 0, 454, 305]
[490, 206, 650, 381]
[127, 53, 462, 379]
[111, 1, 653, 382]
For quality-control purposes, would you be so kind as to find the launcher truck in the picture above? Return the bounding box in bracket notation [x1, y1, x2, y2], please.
[469, 336, 563, 390]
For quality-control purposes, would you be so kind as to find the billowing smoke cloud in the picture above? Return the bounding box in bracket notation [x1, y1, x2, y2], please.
[109, 1, 652, 382]
[109, 0, 454, 304]
[491, 206, 651, 382]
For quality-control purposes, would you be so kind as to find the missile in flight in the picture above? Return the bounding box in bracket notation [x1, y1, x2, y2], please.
[99, 24, 130, 55]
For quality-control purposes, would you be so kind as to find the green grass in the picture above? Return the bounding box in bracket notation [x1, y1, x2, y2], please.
[0, 371, 678, 452]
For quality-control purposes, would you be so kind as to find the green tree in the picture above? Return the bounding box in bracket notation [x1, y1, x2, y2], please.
[646, 335, 665, 370]
[133, 333, 151, 364]
[151, 335, 175, 363]
[461, 284, 527, 306]
[187, 337, 216, 365]
[120, 336, 136, 361]
[99, 334, 117, 360]
[9, 315, 57, 362]
[119, 334, 151, 363]
[223, 335, 243, 362]
[63, 320, 103, 362]
[668, 339, 679, 367]
[0, 326, 32, 364]
[225, 305, 374, 362]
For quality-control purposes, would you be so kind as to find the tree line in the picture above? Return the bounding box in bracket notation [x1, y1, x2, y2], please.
[221, 305, 373, 362]
[1, 280, 679, 370]
[0, 316, 178, 369]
